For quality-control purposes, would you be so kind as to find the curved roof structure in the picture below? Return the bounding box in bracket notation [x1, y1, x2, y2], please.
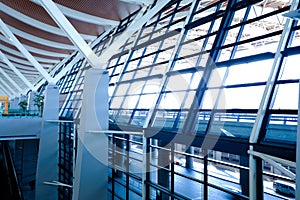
[0, 0, 143, 97]
[0, 0, 297, 98]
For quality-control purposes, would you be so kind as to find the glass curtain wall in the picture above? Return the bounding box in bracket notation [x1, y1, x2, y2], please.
[54, 0, 300, 199]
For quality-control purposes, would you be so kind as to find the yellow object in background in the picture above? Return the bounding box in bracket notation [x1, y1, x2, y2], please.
[0, 96, 9, 115]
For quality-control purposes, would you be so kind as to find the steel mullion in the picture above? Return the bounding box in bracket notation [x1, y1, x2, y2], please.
[228, 4, 252, 59]
[128, 1, 183, 126]
[107, 12, 150, 106]
[143, 0, 201, 129]
[248, 0, 300, 199]
[181, 0, 237, 136]
[114, 10, 163, 125]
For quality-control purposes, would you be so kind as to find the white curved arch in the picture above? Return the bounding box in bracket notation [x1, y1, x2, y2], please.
[0, 44, 60, 64]
[31, 1, 119, 26]
[8, 25, 77, 50]
[54, 3, 119, 26]
[24, 44, 70, 57]
[0, 35, 69, 57]
[0, 63, 40, 75]
[1, 3, 96, 41]
[0, 67, 23, 92]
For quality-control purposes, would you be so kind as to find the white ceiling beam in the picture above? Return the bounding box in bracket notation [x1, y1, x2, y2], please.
[54, 3, 119, 26]
[0, 19, 55, 84]
[0, 67, 23, 92]
[31, 1, 119, 27]
[0, 3, 96, 41]
[98, 0, 172, 67]
[120, 0, 154, 5]
[0, 76, 17, 96]
[0, 35, 69, 58]
[0, 62, 47, 74]
[2, 54, 53, 69]
[0, 51, 35, 90]
[0, 45, 60, 64]
[50, 27, 113, 84]
[0, 83, 13, 97]
[36, 0, 104, 68]
[23, 44, 69, 58]
[7, 26, 77, 50]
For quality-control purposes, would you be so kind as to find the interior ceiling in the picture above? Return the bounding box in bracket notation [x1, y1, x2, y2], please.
[0, 0, 142, 96]
[0, 0, 294, 97]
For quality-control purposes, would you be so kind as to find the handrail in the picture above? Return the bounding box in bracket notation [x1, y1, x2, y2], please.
[87, 130, 144, 136]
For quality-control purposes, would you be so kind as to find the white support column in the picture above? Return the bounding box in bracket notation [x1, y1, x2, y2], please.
[0, 19, 55, 84]
[72, 68, 109, 200]
[0, 51, 35, 90]
[296, 79, 300, 200]
[27, 91, 38, 115]
[35, 84, 59, 200]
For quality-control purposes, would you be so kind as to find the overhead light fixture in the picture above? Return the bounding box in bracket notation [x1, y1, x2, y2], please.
[283, 9, 300, 20]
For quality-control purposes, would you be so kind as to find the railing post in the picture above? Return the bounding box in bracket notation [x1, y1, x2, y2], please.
[142, 132, 150, 200]
[296, 79, 300, 200]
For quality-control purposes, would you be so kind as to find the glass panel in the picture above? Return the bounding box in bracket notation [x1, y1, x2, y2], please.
[264, 114, 297, 143]
[152, 111, 178, 130]
[130, 110, 149, 127]
[195, 111, 211, 135]
[279, 55, 300, 80]
[225, 61, 272, 85]
[219, 86, 265, 109]
[209, 113, 256, 138]
[271, 83, 299, 110]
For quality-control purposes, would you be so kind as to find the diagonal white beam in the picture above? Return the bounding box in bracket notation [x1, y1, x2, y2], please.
[31, 1, 119, 27]
[0, 3, 96, 41]
[1, 46, 59, 64]
[0, 62, 47, 74]
[0, 51, 35, 90]
[23, 44, 69, 58]
[0, 35, 69, 58]
[35, 0, 103, 68]
[0, 83, 13, 97]
[0, 19, 55, 83]
[0, 67, 23, 92]
[120, 0, 154, 5]
[8, 25, 77, 50]
[55, 4, 118, 26]
[1, 54, 54, 70]
[98, 0, 172, 67]
[0, 76, 17, 96]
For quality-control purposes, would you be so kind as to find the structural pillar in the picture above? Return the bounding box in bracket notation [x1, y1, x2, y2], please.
[27, 91, 38, 115]
[249, 152, 264, 200]
[185, 146, 194, 169]
[157, 140, 170, 200]
[35, 84, 59, 200]
[240, 155, 249, 197]
[72, 68, 109, 200]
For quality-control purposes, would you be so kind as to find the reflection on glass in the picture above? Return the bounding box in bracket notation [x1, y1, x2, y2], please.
[264, 114, 297, 143]
[195, 112, 211, 135]
[208, 113, 257, 138]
